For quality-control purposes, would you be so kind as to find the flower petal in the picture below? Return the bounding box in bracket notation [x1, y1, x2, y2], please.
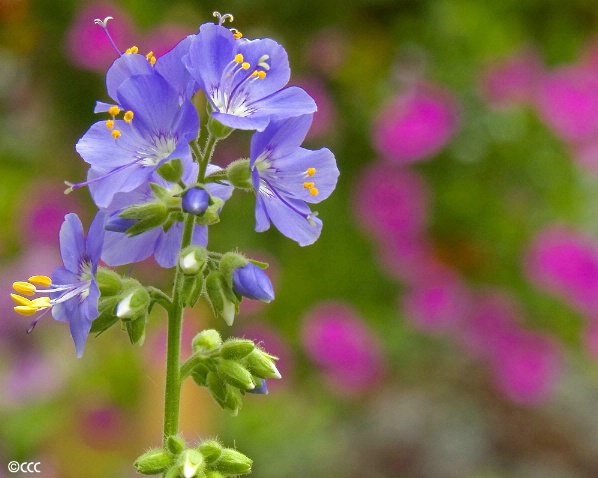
[106, 53, 154, 101]
[88, 164, 154, 209]
[247, 86, 317, 124]
[86, 212, 106, 264]
[59, 214, 86, 273]
[101, 228, 160, 266]
[155, 35, 198, 102]
[250, 115, 313, 164]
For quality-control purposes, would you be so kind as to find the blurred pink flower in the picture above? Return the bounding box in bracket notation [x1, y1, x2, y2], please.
[304, 29, 347, 76]
[571, 140, 598, 174]
[535, 66, 598, 143]
[293, 77, 336, 139]
[79, 403, 128, 449]
[490, 330, 562, 405]
[402, 271, 470, 334]
[301, 302, 385, 394]
[526, 226, 598, 313]
[141, 24, 194, 58]
[480, 48, 543, 108]
[65, 3, 135, 71]
[355, 164, 429, 243]
[373, 83, 460, 164]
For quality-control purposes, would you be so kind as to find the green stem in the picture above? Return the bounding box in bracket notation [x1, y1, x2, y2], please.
[199, 133, 218, 182]
[162, 213, 196, 444]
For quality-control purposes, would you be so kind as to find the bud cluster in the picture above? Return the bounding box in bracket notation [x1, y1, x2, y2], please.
[134, 436, 252, 477]
[182, 330, 281, 415]
[91, 268, 151, 345]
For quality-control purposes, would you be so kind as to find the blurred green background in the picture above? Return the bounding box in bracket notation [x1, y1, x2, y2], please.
[4, 0, 598, 477]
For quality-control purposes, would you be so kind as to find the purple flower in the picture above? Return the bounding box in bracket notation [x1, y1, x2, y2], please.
[184, 22, 316, 131]
[101, 166, 232, 268]
[373, 83, 460, 164]
[250, 114, 339, 246]
[232, 263, 275, 302]
[75, 59, 199, 208]
[12, 214, 104, 357]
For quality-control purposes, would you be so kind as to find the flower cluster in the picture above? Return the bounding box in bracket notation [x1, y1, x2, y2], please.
[10, 12, 338, 475]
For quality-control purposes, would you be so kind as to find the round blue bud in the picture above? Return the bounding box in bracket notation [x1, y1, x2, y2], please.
[182, 188, 210, 215]
[232, 263, 275, 302]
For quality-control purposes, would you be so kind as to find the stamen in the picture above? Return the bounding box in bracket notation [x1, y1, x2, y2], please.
[303, 182, 315, 189]
[257, 71, 267, 79]
[125, 46, 139, 54]
[213, 11, 234, 26]
[235, 53, 244, 63]
[112, 130, 121, 139]
[28, 275, 52, 287]
[13, 281, 36, 296]
[309, 187, 319, 196]
[307, 168, 316, 176]
[231, 29, 243, 40]
[146, 51, 156, 65]
[241, 62, 250, 70]
[108, 105, 120, 116]
[11, 294, 31, 306]
[15, 306, 38, 316]
[124, 110, 134, 123]
[94, 16, 121, 56]
[106, 120, 114, 130]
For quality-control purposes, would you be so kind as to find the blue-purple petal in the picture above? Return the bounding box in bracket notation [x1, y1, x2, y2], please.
[211, 111, 271, 132]
[155, 35, 198, 102]
[88, 164, 154, 209]
[250, 115, 313, 164]
[101, 228, 160, 266]
[59, 214, 86, 273]
[86, 212, 106, 265]
[247, 86, 317, 123]
[106, 54, 154, 101]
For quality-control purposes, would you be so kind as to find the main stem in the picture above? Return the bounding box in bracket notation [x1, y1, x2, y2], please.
[163, 213, 195, 443]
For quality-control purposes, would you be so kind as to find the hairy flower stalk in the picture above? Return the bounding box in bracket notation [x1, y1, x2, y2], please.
[11, 12, 337, 476]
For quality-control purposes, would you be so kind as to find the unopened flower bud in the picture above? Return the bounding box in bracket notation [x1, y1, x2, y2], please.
[164, 467, 181, 478]
[247, 378, 268, 395]
[167, 435, 187, 455]
[191, 364, 210, 387]
[105, 210, 137, 233]
[205, 471, 226, 478]
[226, 159, 252, 189]
[197, 440, 223, 464]
[157, 158, 184, 183]
[206, 371, 228, 409]
[245, 349, 281, 379]
[219, 359, 255, 390]
[232, 263, 274, 302]
[116, 287, 150, 321]
[213, 449, 253, 475]
[126, 317, 147, 345]
[134, 448, 172, 475]
[177, 449, 205, 478]
[223, 386, 243, 416]
[220, 339, 255, 360]
[118, 202, 169, 236]
[205, 271, 237, 326]
[182, 188, 210, 216]
[96, 267, 122, 296]
[179, 246, 208, 275]
[192, 329, 222, 353]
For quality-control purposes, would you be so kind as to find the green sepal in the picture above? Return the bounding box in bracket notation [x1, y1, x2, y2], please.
[194, 197, 223, 226]
[223, 386, 243, 416]
[166, 435, 186, 455]
[134, 448, 173, 475]
[149, 182, 173, 201]
[197, 440, 222, 464]
[125, 317, 146, 346]
[90, 296, 120, 335]
[191, 364, 210, 387]
[226, 159, 252, 189]
[116, 287, 151, 321]
[177, 449, 205, 478]
[218, 360, 255, 391]
[192, 329, 223, 353]
[156, 159, 184, 183]
[205, 271, 238, 326]
[179, 246, 208, 275]
[219, 253, 248, 286]
[220, 339, 255, 360]
[248, 258, 269, 269]
[164, 467, 181, 478]
[207, 114, 234, 140]
[181, 274, 204, 308]
[204, 472, 225, 478]
[212, 449, 252, 475]
[96, 267, 122, 296]
[244, 349, 281, 379]
[206, 371, 228, 409]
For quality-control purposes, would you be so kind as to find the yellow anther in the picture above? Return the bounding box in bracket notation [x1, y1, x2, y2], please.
[30, 297, 51, 309]
[235, 53, 244, 63]
[124, 110, 134, 123]
[105, 119, 114, 130]
[108, 105, 120, 116]
[14, 306, 38, 316]
[28, 275, 52, 287]
[112, 129, 121, 139]
[233, 31, 243, 40]
[257, 71, 267, 79]
[149, 56, 156, 65]
[146, 51, 154, 60]
[303, 181, 315, 189]
[11, 294, 31, 306]
[307, 167, 316, 177]
[309, 187, 319, 197]
[125, 46, 139, 54]
[13, 281, 36, 296]
[251, 71, 258, 77]
[241, 62, 250, 70]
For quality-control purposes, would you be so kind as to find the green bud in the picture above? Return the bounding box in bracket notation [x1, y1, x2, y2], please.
[164, 467, 181, 478]
[150, 182, 173, 201]
[120, 202, 169, 237]
[218, 360, 255, 390]
[116, 287, 151, 321]
[167, 435, 186, 455]
[194, 197, 223, 227]
[204, 472, 225, 478]
[244, 349, 281, 379]
[220, 339, 255, 360]
[192, 329, 222, 353]
[223, 386, 243, 416]
[197, 440, 222, 464]
[179, 246, 208, 275]
[178, 449, 205, 478]
[96, 267, 122, 296]
[191, 364, 210, 387]
[182, 273, 204, 308]
[226, 159, 252, 189]
[90, 296, 120, 334]
[125, 317, 146, 346]
[219, 253, 248, 286]
[207, 114, 234, 140]
[157, 159, 184, 183]
[206, 371, 228, 409]
[134, 448, 173, 475]
[213, 449, 253, 475]
[205, 271, 237, 326]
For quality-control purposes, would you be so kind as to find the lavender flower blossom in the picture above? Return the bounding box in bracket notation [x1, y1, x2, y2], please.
[185, 22, 316, 131]
[250, 114, 338, 246]
[232, 263, 274, 302]
[11, 214, 104, 357]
